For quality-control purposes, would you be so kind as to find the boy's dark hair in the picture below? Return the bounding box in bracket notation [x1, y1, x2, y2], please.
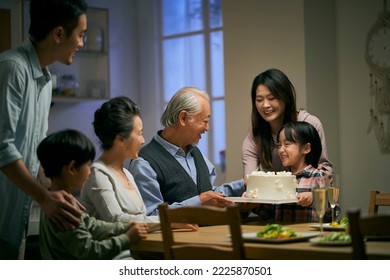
[29, 0, 87, 42]
[37, 129, 95, 178]
[277, 121, 322, 168]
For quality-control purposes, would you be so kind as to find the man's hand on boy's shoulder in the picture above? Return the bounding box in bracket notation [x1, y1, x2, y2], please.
[40, 190, 84, 231]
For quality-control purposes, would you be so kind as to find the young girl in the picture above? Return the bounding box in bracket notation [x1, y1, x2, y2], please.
[241, 68, 333, 177]
[274, 121, 335, 222]
[37, 129, 148, 259]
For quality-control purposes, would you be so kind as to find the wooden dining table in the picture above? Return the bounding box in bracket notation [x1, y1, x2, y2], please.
[130, 222, 390, 260]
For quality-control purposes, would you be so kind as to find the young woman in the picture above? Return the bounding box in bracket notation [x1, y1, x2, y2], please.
[241, 68, 333, 178]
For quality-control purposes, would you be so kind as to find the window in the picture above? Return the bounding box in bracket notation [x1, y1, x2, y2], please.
[159, 0, 225, 167]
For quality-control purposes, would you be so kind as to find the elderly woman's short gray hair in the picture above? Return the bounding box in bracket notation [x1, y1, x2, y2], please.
[161, 87, 210, 127]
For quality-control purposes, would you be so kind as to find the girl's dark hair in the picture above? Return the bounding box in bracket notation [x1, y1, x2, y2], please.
[29, 0, 87, 42]
[37, 129, 95, 178]
[93, 96, 141, 150]
[277, 121, 322, 168]
[250, 68, 297, 170]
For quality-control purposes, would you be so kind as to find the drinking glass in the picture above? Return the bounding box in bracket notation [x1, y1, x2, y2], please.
[327, 186, 340, 224]
[313, 188, 327, 236]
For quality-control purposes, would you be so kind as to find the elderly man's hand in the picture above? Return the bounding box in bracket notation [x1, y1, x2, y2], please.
[199, 191, 233, 207]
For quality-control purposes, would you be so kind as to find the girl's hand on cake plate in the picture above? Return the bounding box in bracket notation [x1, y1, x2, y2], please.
[296, 192, 313, 207]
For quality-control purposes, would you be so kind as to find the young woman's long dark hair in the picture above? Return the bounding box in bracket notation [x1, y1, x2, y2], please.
[251, 69, 297, 170]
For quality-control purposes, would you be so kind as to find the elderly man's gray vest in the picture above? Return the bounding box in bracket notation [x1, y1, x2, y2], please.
[139, 138, 212, 204]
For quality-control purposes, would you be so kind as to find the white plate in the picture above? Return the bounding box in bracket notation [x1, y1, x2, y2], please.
[310, 223, 347, 231]
[228, 197, 298, 204]
[242, 232, 319, 243]
[309, 237, 351, 246]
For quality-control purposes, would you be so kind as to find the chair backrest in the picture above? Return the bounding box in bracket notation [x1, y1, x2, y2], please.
[348, 208, 390, 260]
[368, 190, 390, 214]
[158, 203, 245, 260]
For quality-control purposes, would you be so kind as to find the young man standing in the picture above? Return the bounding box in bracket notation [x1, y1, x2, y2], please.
[0, 0, 88, 259]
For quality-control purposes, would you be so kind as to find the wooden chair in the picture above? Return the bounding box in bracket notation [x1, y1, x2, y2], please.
[368, 190, 390, 214]
[158, 203, 245, 260]
[347, 208, 390, 260]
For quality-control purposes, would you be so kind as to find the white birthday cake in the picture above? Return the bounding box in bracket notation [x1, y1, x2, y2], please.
[245, 171, 298, 201]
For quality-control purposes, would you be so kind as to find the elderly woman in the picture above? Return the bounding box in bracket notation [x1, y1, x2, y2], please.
[80, 96, 197, 231]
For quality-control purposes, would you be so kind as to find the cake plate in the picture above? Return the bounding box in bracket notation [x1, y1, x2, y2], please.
[228, 197, 298, 204]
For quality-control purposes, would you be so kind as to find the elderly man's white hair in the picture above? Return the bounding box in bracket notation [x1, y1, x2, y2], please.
[160, 87, 210, 127]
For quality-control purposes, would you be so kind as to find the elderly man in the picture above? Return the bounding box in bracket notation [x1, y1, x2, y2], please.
[129, 87, 247, 216]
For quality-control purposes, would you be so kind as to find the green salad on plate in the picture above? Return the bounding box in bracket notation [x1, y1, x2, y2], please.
[257, 224, 297, 239]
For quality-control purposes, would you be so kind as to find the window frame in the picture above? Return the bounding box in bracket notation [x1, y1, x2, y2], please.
[157, 0, 225, 166]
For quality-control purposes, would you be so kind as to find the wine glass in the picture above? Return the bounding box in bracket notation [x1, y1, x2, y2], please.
[327, 186, 340, 224]
[313, 188, 327, 236]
